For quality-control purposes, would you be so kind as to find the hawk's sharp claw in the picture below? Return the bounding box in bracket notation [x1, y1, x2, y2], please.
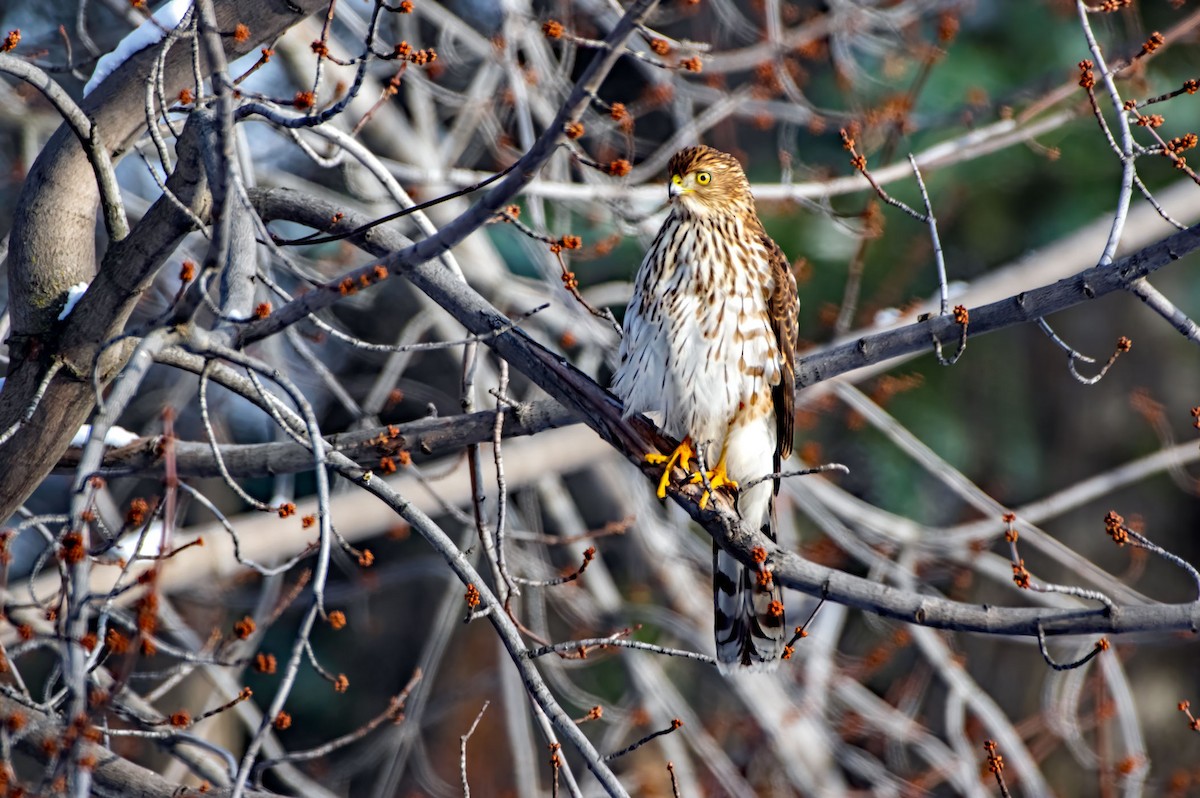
[691, 455, 736, 509]
[645, 436, 697, 498]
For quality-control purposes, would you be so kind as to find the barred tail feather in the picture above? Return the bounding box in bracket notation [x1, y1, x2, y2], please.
[713, 505, 786, 673]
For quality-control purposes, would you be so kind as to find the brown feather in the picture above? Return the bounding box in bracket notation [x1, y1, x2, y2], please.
[763, 233, 798, 462]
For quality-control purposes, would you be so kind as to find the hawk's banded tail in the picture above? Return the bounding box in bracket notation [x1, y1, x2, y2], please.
[713, 495, 786, 672]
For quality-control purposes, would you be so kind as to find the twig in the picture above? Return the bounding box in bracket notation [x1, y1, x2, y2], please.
[527, 638, 715, 665]
[839, 128, 931, 224]
[1035, 624, 1108, 672]
[459, 700, 490, 798]
[785, 596, 826, 652]
[492, 363, 519, 600]
[190, 340, 334, 616]
[1127, 278, 1200, 345]
[514, 546, 596, 588]
[1075, 0, 1134, 267]
[255, 670, 420, 778]
[1105, 512, 1200, 599]
[1002, 519, 1116, 612]
[198, 363, 273, 512]
[909, 154, 949, 316]
[1037, 318, 1130, 384]
[0, 361, 64, 447]
[742, 463, 849, 490]
[508, 516, 634, 546]
[931, 305, 969, 365]
[983, 740, 1013, 798]
[267, 160, 520, 246]
[604, 719, 683, 761]
[231, 601, 321, 795]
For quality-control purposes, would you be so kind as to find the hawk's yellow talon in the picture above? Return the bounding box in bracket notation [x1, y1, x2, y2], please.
[656, 469, 672, 499]
[691, 455, 737, 509]
[688, 471, 739, 489]
[646, 437, 697, 498]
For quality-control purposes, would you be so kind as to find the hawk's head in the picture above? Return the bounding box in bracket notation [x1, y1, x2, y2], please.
[666, 146, 753, 217]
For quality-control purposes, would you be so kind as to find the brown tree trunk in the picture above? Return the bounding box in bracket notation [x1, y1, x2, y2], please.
[0, 0, 328, 521]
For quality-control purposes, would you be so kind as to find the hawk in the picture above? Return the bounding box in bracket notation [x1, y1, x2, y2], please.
[612, 145, 798, 672]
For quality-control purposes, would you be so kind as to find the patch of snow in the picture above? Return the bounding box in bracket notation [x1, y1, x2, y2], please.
[84, 0, 192, 97]
[57, 282, 90, 321]
[873, 308, 902, 327]
[69, 425, 141, 448]
[113, 522, 168, 561]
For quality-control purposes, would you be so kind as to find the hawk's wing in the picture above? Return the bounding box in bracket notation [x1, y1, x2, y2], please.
[763, 233, 798, 461]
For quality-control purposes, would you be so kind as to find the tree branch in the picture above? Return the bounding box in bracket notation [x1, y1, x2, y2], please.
[0, 0, 330, 524]
[0, 692, 274, 798]
[796, 221, 1200, 387]
[53, 400, 575, 478]
[250, 189, 1200, 643]
[0, 54, 127, 242]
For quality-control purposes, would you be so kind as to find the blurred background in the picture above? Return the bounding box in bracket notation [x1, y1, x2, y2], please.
[2, 0, 1200, 795]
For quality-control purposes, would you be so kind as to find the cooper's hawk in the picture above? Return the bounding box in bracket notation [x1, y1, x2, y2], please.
[612, 146, 798, 672]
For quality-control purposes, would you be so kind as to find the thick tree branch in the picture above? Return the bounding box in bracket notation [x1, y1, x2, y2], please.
[251, 189, 1200, 642]
[0, 54, 127, 242]
[0, 0, 329, 524]
[249, 182, 1200, 442]
[796, 221, 1200, 387]
[54, 401, 574, 478]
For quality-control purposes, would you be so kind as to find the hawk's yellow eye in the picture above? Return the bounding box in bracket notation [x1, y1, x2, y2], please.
[696, 171, 711, 185]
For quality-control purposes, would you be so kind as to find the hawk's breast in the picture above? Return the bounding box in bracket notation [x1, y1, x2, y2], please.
[613, 212, 783, 449]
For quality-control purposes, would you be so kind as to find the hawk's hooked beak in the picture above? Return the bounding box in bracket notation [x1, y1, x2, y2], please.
[668, 173, 686, 200]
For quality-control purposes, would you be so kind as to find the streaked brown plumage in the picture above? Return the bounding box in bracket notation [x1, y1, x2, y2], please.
[612, 146, 798, 672]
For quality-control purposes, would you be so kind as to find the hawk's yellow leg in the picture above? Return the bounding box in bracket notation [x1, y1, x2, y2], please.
[690, 453, 738, 510]
[645, 436, 696, 498]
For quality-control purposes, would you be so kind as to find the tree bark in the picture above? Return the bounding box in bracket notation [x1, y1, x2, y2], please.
[0, 0, 328, 522]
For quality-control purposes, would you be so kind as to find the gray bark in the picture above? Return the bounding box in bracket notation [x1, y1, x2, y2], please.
[0, 0, 328, 522]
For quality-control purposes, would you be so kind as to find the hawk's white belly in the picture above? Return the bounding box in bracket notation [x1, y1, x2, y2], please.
[612, 213, 782, 522]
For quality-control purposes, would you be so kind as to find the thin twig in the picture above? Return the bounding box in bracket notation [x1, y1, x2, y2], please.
[1035, 624, 1107, 672]
[492, 363, 519, 601]
[254, 670, 420, 775]
[909, 154, 949, 316]
[527, 637, 715, 665]
[742, 463, 849, 490]
[604, 719, 683, 761]
[459, 700, 490, 798]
